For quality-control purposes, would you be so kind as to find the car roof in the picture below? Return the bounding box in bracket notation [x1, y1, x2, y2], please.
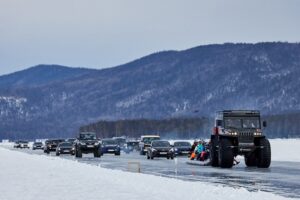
[152, 140, 169, 143]
[141, 135, 160, 138]
[102, 138, 115, 141]
[174, 141, 191, 143]
[80, 132, 96, 134]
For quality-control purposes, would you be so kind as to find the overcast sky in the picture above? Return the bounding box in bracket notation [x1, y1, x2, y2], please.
[0, 0, 299, 75]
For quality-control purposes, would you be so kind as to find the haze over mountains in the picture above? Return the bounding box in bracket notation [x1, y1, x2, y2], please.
[1, 42, 300, 139]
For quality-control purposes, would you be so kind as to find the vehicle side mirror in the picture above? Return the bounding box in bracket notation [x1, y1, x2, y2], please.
[263, 121, 267, 128]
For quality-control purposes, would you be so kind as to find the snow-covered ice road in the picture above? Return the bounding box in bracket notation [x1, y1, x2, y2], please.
[5, 146, 300, 199]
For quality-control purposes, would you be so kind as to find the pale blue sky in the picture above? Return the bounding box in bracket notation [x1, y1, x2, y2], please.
[0, 0, 299, 75]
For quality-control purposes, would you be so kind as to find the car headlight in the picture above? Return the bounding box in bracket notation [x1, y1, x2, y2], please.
[80, 142, 86, 145]
[94, 142, 100, 145]
[152, 148, 157, 151]
[225, 130, 238, 136]
[170, 148, 174, 152]
[174, 148, 178, 151]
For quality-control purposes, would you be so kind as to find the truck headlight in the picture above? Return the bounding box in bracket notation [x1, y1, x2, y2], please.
[254, 132, 262, 136]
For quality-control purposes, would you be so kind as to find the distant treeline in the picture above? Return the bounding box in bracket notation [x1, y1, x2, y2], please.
[80, 114, 300, 139]
[80, 117, 213, 139]
[1, 113, 300, 141]
[263, 113, 300, 138]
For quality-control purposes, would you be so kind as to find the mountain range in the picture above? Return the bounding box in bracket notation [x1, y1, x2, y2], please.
[1, 42, 300, 139]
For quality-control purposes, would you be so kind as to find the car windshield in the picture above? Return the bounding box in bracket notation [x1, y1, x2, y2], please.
[142, 137, 160, 144]
[79, 133, 96, 140]
[59, 142, 72, 147]
[53, 140, 65, 144]
[67, 139, 76, 143]
[34, 142, 42, 145]
[20, 141, 28, 143]
[102, 140, 117, 145]
[174, 142, 191, 147]
[152, 141, 170, 147]
[224, 117, 260, 129]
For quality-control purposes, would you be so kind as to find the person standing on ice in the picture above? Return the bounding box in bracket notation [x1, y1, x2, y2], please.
[195, 141, 204, 160]
[190, 140, 198, 160]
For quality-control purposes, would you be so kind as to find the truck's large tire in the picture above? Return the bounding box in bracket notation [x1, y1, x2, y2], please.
[218, 138, 234, 168]
[210, 137, 219, 167]
[75, 147, 82, 158]
[256, 138, 271, 168]
[244, 153, 257, 167]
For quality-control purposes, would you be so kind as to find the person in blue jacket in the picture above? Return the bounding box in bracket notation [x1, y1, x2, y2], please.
[195, 141, 204, 160]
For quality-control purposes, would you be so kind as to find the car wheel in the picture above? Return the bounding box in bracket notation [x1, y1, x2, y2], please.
[75, 148, 82, 158]
[94, 148, 101, 158]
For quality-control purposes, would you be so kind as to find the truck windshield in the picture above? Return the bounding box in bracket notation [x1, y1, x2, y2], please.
[224, 117, 260, 129]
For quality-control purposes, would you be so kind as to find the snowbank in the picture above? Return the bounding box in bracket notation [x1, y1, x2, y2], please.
[0, 147, 291, 200]
[270, 139, 300, 162]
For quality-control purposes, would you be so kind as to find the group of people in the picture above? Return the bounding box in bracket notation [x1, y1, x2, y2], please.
[190, 140, 209, 161]
[189, 139, 240, 165]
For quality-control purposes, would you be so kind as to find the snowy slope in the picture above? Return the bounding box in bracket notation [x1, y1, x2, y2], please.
[0, 147, 292, 200]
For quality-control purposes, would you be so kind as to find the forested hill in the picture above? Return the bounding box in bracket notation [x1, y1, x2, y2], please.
[1, 42, 300, 139]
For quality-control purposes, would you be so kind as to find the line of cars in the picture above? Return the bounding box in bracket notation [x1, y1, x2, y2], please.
[13, 133, 192, 161]
[14, 132, 142, 158]
[139, 135, 192, 160]
[13, 140, 30, 149]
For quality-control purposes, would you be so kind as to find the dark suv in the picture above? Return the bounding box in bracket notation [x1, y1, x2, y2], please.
[44, 139, 65, 154]
[74, 132, 101, 158]
[101, 139, 121, 156]
[210, 110, 271, 168]
[32, 142, 43, 150]
[173, 141, 192, 156]
[56, 142, 75, 156]
[147, 140, 174, 160]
